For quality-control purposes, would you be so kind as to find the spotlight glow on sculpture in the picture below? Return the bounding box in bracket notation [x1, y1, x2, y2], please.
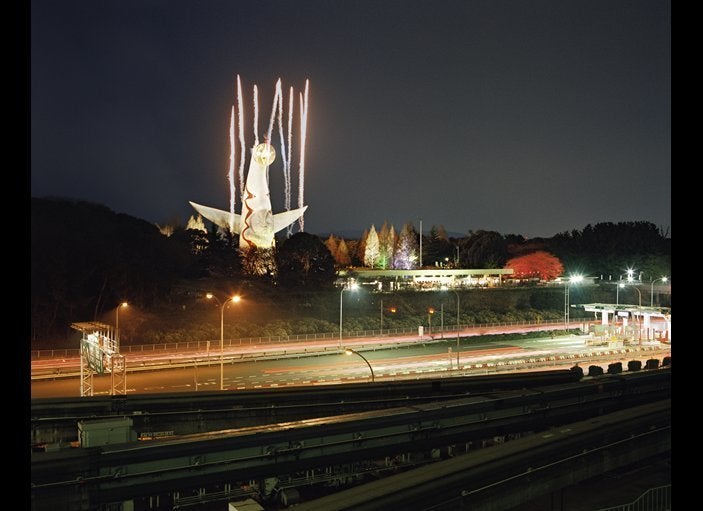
[189, 75, 309, 255]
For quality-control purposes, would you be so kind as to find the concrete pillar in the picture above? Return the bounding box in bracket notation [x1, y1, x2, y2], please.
[665, 317, 671, 341]
[601, 311, 609, 326]
[622, 316, 628, 328]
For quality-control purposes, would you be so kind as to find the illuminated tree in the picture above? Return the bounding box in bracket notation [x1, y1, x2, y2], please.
[378, 222, 396, 269]
[357, 229, 368, 265]
[186, 214, 207, 232]
[241, 246, 277, 278]
[336, 238, 352, 267]
[504, 251, 564, 281]
[364, 225, 380, 268]
[324, 234, 338, 258]
[393, 222, 419, 269]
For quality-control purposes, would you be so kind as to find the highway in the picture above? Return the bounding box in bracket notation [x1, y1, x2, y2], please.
[31, 333, 670, 398]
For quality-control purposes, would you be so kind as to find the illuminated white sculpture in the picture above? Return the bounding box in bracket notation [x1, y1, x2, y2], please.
[190, 141, 307, 251]
[190, 76, 309, 252]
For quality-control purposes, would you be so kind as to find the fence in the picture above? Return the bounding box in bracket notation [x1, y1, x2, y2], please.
[596, 485, 671, 511]
[31, 318, 577, 360]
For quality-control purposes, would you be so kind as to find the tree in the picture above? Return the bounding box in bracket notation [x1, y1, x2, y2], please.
[31, 198, 185, 343]
[393, 222, 419, 269]
[378, 222, 395, 269]
[186, 214, 207, 232]
[504, 251, 564, 281]
[461, 230, 508, 268]
[357, 229, 368, 265]
[324, 234, 338, 261]
[336, 238, 352, 267]
[425, 224, 453, 267]
[241, 246, 276, 278]
[276, 232, 335, 288]
[364, 225, 380, 268]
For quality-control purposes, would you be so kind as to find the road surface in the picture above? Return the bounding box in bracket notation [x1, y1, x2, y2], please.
[31, 333, 670, 398]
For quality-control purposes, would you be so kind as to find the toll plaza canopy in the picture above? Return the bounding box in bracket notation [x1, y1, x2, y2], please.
[573, 303, 671, 341]
[573, 303, 671, 318]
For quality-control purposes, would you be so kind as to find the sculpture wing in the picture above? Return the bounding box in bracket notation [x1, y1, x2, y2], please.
[273, 206, 308, 233]
[188, 201, 241, 234]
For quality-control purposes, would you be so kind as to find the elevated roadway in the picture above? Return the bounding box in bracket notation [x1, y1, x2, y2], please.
[31, 369, 670, 510]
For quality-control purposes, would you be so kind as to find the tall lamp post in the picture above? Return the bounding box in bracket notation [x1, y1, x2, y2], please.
[339, 283, 359, 348]
[564, 275, 583, 329]
[344, 348, 375, 382]
[115, 302, 128, 343]
[207, 293, 241, 391]
[650, 277, 669, 307]
[616, 281, 625, 305]
[428, 307, 435, 335]
[630, 286, 642, 342]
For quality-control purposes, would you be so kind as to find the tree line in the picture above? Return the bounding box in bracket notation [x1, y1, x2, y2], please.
[31, 197, 670, 344]
[324, 220, 670, 281]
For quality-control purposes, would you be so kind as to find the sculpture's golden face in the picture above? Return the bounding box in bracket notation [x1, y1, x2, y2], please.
[252, 142, 276, 166]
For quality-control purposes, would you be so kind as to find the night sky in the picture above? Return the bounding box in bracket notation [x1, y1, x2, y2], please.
[31, 0, 670, 239]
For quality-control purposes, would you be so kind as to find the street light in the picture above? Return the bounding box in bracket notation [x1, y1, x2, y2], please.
[207, 293, 242, 391]
[630, 286, 642, 342]
[344, 348, 375, 382]
[428, 307, 435, 335]
[650, 277, 669, 307]
[564, 275, 583, 329]
[618, 284, 643, 341]
[115, 302, 128, 343]
[616, 282, 625, 305]
[339, 283, 359, 347]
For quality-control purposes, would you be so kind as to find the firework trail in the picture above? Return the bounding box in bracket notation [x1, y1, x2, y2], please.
[286, 86, 294, 236]
[228, 105, 236, 233]
[275, 81, 288, 210]
[237, 75, 246, 193]
[266, 79, 282, 144]
[298, 79, 309, 232]
[253, 84, 259, 146]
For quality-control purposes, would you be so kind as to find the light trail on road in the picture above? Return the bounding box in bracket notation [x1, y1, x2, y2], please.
[31, 334, 670, 398]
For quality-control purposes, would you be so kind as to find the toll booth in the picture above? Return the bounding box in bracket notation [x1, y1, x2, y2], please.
[71, 322, 127, 397]
[571, 304, 671, 345]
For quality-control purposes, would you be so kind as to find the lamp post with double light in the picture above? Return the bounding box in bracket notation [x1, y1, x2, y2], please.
[207, 293, 241, 391]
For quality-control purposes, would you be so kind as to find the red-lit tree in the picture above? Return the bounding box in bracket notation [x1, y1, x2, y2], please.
[504, 251, 564, 281]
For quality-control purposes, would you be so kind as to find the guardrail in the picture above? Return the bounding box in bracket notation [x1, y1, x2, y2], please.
[596, 484, 671, 511]
[30, 319, 583, 360]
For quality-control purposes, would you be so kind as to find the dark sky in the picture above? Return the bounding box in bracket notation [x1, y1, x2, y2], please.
[31, 0, 670, 238]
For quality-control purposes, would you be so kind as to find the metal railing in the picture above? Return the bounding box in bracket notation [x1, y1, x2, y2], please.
[30, 318, 582, 360]
[596, 485, 671, 511]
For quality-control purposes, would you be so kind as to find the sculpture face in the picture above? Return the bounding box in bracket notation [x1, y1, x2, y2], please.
[252, 142, 276, 166]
